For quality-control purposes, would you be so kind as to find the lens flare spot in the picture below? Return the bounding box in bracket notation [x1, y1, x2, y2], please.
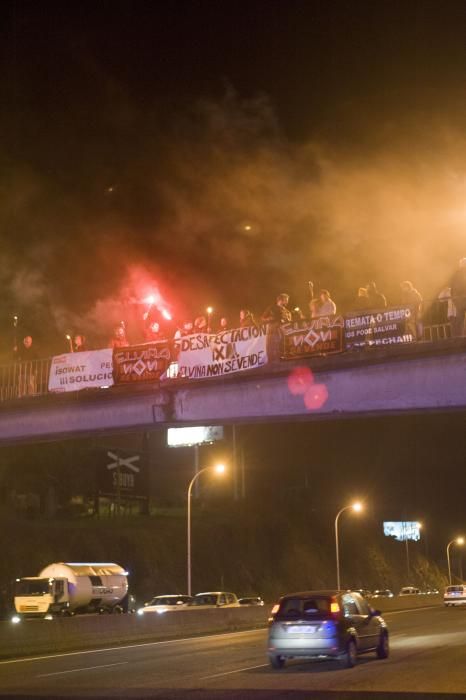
[304, 383, 328, 410]
[287, 366, 314, 395]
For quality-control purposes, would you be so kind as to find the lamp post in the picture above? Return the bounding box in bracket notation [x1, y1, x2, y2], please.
[447, 537, 464, 585]
[187, 463, 225, 596]
[335, 502, 363, 590]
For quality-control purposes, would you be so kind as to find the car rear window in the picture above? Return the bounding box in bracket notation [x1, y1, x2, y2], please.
[277, 596, 331, 619]
[446, 586, 464, 593]
[193, 595, 218, 605]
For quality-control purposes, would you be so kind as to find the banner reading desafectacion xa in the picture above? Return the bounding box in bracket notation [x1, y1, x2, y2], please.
[177, 324, 268, 379]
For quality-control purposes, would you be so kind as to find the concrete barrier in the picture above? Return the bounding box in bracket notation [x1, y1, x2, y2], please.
[0, 606, 270, 660]
[368, 593, 442, 614]
[0, 595, 442, 660]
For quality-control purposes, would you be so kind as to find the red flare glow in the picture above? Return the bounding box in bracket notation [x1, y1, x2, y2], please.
[304, 383, 329, 410]
[287, 366, 314, 395]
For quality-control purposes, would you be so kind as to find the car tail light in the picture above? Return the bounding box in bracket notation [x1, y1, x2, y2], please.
[330, 598, 341, 619]
[271, 604, 280, 615]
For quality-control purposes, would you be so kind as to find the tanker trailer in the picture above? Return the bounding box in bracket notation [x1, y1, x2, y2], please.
[13, 562, 129, 619]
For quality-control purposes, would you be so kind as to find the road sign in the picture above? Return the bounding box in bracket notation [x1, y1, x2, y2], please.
[167, 426, 224, 447]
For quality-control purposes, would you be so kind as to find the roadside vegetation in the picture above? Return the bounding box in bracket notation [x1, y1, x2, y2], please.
[0, 497, 446, 610]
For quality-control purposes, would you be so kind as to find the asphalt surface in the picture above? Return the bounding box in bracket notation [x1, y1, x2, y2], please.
[1, 606, 466, 699]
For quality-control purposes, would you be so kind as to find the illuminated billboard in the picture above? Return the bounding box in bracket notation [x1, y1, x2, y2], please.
[167, 426, 224, 448]
[383, 521, 421, 542]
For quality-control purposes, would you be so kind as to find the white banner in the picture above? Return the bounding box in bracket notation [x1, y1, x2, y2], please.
[48, 349, 114, 393]
[177, 325, 268, 379]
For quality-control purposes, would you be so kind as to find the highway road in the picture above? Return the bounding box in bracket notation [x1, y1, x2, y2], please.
[1, 606, 466, 699]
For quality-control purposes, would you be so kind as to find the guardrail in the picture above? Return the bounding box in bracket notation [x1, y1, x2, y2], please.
[0, 359, 51, 402]
[0, 318, 457, 404]
[0, 594, 442, 660]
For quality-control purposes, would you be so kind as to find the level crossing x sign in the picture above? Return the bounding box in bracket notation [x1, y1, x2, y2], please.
[106, 451, 140, 473]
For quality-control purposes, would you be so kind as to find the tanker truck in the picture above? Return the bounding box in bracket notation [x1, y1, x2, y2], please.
[13, 562, 129, 620]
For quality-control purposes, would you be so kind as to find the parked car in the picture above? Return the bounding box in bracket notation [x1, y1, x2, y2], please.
[191, 592, 240, 608]
[444, 585, 466, 606]
[268, 589, 389, 669]
[137, 594, 193, 615]
[399, 586, 420, 596]
[352, 589, 372, 599]
[238, 596, 265, 606]
[372, 589, 394, 598]
[424, 588, 439, 595]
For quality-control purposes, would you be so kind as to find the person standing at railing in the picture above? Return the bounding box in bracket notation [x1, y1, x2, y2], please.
[239, 309, 257, 328]
[143, 321, 166, 343]
[173, 319, 194, 358]
[14, 335, 38, 397]
[194, 315, 209, 333]
[261, 293, 293, 325]
[217, 316, 229, 332]
[73, 334, 88, 352]
[314, 289, 337, 317]
[108, 323, 129, 349]
[400, 281, 423, 340]
[174, 319, 193, 339]
[261, 293, 293, 360]
[366, 281, 387, 308]
[353, 287, 372, 311]
[450, 257, 466, 337]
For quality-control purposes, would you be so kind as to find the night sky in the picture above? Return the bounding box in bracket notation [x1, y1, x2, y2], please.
[0, 1, 465, 544]
[2, 0, 466, 350]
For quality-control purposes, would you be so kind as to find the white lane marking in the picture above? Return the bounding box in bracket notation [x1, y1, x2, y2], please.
[37, 661, 128, 678]
[383, 605, 440, 616]
[201, 663, 269, 680]
[0, 628, 265, 666]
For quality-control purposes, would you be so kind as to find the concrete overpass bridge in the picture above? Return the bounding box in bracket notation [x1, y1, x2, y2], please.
[0, 339, 465, 445]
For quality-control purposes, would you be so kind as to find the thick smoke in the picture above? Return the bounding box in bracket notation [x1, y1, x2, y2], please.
[2, 90, 466, 354]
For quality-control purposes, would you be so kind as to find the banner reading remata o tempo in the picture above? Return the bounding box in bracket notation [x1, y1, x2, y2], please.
[113, 341, 171, 384]
[48, 349, 114, 392]
[177, 325, 268, 379]
[281, 316, 344, 359]
[344, 306, 415, 349]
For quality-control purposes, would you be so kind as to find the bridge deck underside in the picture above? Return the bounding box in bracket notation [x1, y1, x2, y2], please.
[0, 349, 464, 444]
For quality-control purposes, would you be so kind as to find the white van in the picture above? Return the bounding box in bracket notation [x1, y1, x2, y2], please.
[444, 585, 466, 606]
[399, 586, 420, 596]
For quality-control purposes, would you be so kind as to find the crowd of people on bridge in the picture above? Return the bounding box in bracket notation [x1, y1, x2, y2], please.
[7, 258, 466, 363]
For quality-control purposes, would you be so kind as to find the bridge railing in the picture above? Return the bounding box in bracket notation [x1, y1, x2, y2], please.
[0, 320, 456, 403]
[0, 359, 51, 402]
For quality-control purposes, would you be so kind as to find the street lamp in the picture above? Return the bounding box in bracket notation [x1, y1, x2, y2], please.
[447, 537, 464, 586]
[335, 502, 363, 590]
[187, 463, 225, 596]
